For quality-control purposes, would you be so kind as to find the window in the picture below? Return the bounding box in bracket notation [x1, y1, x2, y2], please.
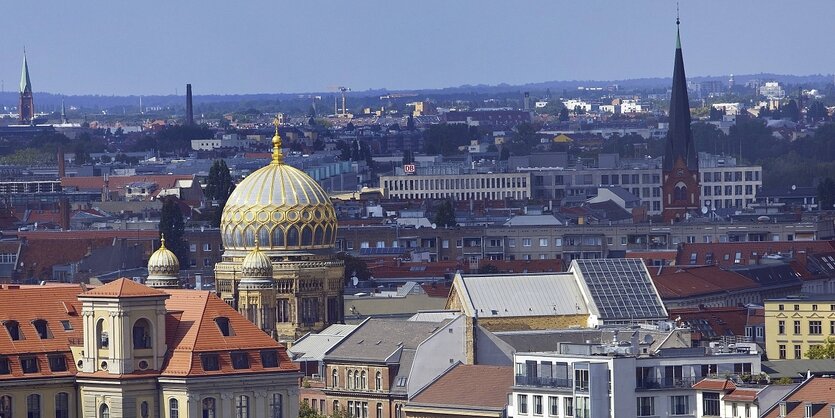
[348, 370, 354, 389]
[703, 392, 720, 416]
[779, 344, 787, 359]
[779, 304, 785, 311]
[794, 320, 801, 334]
[564, 397, 573, 416]
[60, 320, 72, 331]
[32, 319, 50, 339]
[539, 238, 548, 247]
[0, 358, 10, 375]
[533, 395, 543, 415]
[0, 396, 10, 418]
[231, 352, 249, 369]
[215, 317, 233, 336]
[236, 395, 250, 418]
[99, 404, 110, 418]
[270, 394, 282, 418]
[201, 353, 220, 371]
[375, 371, 382, 390]
[795, 305, 800, 311]
[169, 399, 179, 418]
[55, 393, 69, 418]
[523, 238, 532, 247]
[779, 320, 785, 335]
[4, 321, 21, 341]
[332, 369, 339, 388]
[518, 394, 528, 414]
[202, 398, 216, 418]
[575, 369, 589, 391]
[190, 244, 197, 252]
[549, 397, 559, 416]
[133, 319, 152, 349]
[795, 345, 802, 359]
[21, 356, 38, 373]
[27, 394, 40, 418]
[261, 350, 279, 368]
[141, 401, 150, 418]
[277, 299, 291, 323]
[670, 395, 690, 415]
[810, 321, 822, 335]
[376, 403, 382, 418]
[49, 355, 67, 372]
[203, 243, 212, 251]
[637, 397, 654, 416]
[361, 370, 367, 389]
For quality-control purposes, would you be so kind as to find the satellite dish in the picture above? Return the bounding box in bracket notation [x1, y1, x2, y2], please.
[431, 223, 437, 229]
[701, 206, 708, 215]
[351, 276, 359, 286]
[792, 184, 797, 191]
[643, 334, 654, 344]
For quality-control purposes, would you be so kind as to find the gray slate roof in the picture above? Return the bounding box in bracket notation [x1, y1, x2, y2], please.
[325, 319, 448, 363]
[289, 324, 359, 361]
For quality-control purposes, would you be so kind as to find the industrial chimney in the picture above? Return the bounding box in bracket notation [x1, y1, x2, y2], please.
[57, 146, 66, 178]
[185, 84, 194, 125]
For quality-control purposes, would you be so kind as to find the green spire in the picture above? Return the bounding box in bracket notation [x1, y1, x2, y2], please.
[20, 53, 32, 94]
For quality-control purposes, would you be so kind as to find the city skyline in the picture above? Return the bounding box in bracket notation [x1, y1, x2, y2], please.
[2, 1, 834, 96]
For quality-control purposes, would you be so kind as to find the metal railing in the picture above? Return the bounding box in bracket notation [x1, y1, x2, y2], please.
[514, 375, 572, 389]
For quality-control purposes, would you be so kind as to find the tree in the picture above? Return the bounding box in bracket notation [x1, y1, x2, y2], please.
[806, 336, 835, 359]
[708, 106, 724, 121]
[205, 160, 235, 227]
[499, 147, 510, 161]
[478, 264, 499, 274]
[817, 177, 835, 211]
[808, 101, 829, 121]
[559, 107, 570, 122]
[336, 253, 371, 283]
[433, 200, 457, 228]
[782, 99, 800, 122]
[159, 197, 188, 267]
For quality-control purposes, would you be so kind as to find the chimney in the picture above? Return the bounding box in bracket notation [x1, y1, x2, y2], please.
[57, 146, 66, 178]
[59, 198, 70, 230]
[185, 84, 194, 125]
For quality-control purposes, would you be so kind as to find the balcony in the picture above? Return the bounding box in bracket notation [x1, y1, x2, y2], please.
[514, 375, 572, 389]
[636, 377, 696, 390]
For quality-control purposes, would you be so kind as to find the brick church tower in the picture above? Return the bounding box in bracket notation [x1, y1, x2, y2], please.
[662, 19, 700, 223]
[18, 53, 34, 125]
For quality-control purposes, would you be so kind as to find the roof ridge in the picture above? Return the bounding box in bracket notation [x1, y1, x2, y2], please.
[185, 291, 211, 375]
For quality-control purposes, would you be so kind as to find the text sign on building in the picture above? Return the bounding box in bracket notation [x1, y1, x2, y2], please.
[403, 164, 416, 174]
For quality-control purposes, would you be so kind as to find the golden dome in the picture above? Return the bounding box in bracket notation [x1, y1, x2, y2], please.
[220, 116, 337, 253]
[148, 235, 179, 277]
[241, 241, 273, 279]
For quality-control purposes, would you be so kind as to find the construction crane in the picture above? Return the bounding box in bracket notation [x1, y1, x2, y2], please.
[328, 86, 351, 117]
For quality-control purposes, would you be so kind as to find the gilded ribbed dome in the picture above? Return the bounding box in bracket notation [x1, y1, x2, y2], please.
[147, 236, 179, 277]
[220, 119, 337, 253]
[241, 242, 273, 279]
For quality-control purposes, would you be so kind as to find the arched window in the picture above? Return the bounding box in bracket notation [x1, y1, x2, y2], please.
[361, 370, 367, 389]
[347, 370, 353, 389]
[99, 404, 110, 418]
[333, 401, 339, 412]
[674, 182, 687, 202]
[0, 395, 10, 418]
[301, 226, 313, 246]
[354, 370, 360, 389]
[286, 227, 299, 247]
[313, 226, 324, 246]
[332, 369, 338, 388]
[395, 404, 401, 418]
[55, 393, 70, 418]
[269, 393, 282, 418]
[133, 319, 152, 349]
[202, 398, 216, 418]
[236, 395, 249, 418]
[140, 401, 149, 418]
[169, 399, 179, 418]
[96, 318, 108, 349]
[375, 371, 382, 390]
[272, 227, 285, 247]
[376, 403, 383, 418]
[324, 225, 333, 244]
[27, 393, 40, 418]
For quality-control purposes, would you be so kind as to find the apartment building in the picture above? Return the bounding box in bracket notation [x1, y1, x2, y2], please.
[764, 295, 835, 360]
[380, 172, 531, 201]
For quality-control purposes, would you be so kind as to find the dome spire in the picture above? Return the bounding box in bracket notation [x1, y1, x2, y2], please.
[271, 115, 284, 165]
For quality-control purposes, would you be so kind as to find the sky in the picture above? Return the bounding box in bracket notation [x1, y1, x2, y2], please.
[2, 1, 833, 96]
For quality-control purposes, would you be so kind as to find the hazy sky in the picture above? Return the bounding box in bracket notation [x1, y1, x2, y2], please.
[2, 1, 833, 96]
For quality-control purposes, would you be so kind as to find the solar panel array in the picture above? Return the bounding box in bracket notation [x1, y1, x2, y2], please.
[574, 259, 667, 321]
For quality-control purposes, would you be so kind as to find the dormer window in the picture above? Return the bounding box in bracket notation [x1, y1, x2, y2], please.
[32, 319, 51, 339]
[0, 357, 10, 374]
[20, 356, 38, 373]
[49, 355, 67, 372]
[4, 321, 22, 341]
[215, 317, 234, 337]
[201, 354, 220, 371]
[260, 350, 278, 368]
[231, 352, 249, 369]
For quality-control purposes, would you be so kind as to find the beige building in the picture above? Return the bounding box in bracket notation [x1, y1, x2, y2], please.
[215, 121, 345, 342]
[764, 295, 835, 360]
[380, 172, 530, 201]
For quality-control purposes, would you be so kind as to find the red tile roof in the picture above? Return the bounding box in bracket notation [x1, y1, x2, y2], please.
[652, 265, 758, 299]
[676, 241, 835, 268]
[61, 175, 193, 194]
[693, 378, 737, 391]
[81, 278, 168, 299]
[668, 306, 759, 341]
[723, 388, 760, 402]
[763, 377, 835, 418]
[410, 364, 512, 410]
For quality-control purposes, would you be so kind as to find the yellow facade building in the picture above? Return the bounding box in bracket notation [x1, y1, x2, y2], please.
[215, 118, 344, 343]
[764, 295, 835, 360]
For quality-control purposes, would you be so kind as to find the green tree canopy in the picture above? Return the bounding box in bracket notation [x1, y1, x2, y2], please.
[433, 200, 457, 228]
[806, 336, 835, 359]
[159, 197, 188, 267]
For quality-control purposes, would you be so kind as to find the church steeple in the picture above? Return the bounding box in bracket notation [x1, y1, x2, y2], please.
[18, 52, 34, 125]
[663, 17, 698, 172]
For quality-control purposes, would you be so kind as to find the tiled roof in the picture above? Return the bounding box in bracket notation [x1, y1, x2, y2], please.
[81, 278, 168, 299]
[763, 377, 835, 418]
[693, 378, 736, 391]
[652, 265, 758, 299]
[409, 364, 512, 410]
[675, 241, 835, 268]
[61, 175, 193, 194]
[668, 306, 757, 341]
[723, 388, 760, 402]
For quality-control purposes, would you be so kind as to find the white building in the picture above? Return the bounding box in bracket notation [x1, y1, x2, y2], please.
[507, 343, 761, 418]
[563, 100, 593, 113]
[380, 172, 531, 201]
[191, 134, 254, 151]
[759, 82, 785, 99]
